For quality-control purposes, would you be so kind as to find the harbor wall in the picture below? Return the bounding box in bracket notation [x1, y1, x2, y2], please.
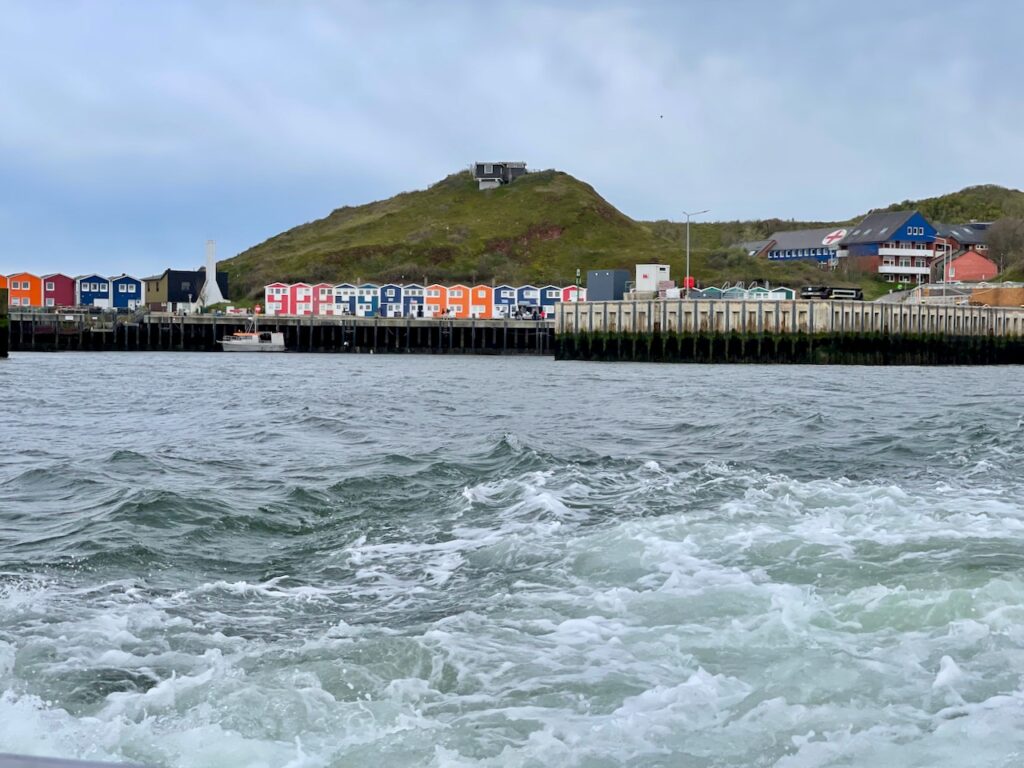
[7, 312, 554, 355]
[554, 300, 1024, 365]
[0, 288, 8, 359]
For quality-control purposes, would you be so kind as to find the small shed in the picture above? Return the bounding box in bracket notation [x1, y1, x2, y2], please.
[111, 274, 144, 309]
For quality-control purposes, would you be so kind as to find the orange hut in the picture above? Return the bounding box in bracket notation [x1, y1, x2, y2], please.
[7, 272, 42, 308]
[470, 285, 494, 318]
[446, 284, 471, 318]
[425, 284, 448, 317]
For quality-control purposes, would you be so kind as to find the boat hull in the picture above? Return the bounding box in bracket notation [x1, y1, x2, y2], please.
[220, 342, 286, 352]
[219, 331, 286, 352]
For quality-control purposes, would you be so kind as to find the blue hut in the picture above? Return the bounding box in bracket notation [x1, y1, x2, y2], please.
[493, 285, 517, 317]
[76, 274, 111, 307]
[334, 283, 357, 314]
[516, 285, 540, 315]
[402, 283, 425, 317]
[356, 283, 379, 317]
[539, 285, 561, 318]
[379, 284, 403, 317]
[111, 274, 144, 309]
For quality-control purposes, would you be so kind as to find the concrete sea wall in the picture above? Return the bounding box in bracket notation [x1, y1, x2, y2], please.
[554, 300, 1024, 365]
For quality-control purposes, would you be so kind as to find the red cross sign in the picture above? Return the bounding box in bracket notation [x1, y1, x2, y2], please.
[822, 229, 847, 246]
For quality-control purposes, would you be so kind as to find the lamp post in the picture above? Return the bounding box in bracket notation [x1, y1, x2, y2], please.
[933, 235, 952, 292]
[682, 209, 709, 298]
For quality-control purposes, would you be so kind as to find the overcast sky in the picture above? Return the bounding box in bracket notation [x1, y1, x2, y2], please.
[3, 0, 1022, 276]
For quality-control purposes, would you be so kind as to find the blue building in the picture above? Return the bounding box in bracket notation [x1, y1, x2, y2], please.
[493, 285, 517, 317]
[538, 285, 561, 318]
[111, 274, 144, 309]
[356, 283, 379, 317]
[334, 283, 357, 314]
[76, 274, 111, 307]
[764, 227, 848, 264]
[402, 284, 425, 317]
[516, 285, 540, 311]
[379, 284, 403, 317]
[838, 210, 937, 284]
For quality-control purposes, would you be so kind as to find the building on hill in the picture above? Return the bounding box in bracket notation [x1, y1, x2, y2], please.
[473, 161, 527, 190]
[935, 222, 989, 254]
[736, 239, 774, 258]
[943, 250, 998, 282]
[763, 227, 848, 265]
[43, 273, 75, 308]
[838, 210, 937, 284]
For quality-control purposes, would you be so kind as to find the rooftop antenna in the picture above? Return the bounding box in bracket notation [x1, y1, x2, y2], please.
[199, 239, 226, 306]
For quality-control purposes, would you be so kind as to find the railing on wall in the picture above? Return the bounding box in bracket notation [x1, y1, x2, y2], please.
[555, 299, 1024, 338]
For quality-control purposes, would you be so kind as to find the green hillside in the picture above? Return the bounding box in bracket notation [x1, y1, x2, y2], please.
[224, 170, 670, 297]
[880, 184, 1024, 223]
[222, 172, 1024, 301]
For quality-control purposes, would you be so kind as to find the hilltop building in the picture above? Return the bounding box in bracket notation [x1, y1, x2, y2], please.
[838, 211, 937, 284]
[762, 227, 848, 265]
[473, 161, 527, 190]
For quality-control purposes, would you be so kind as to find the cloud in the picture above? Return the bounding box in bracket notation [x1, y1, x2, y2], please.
[1, 0, 1022, 275]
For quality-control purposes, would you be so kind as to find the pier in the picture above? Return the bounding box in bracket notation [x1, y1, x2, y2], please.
[7, 311, 554, 355]
[555, 300, 1024, 365]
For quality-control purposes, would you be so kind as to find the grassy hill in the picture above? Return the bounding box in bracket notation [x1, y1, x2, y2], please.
[222, 172, 1024, 301]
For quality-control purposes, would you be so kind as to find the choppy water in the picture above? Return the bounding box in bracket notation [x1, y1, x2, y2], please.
[2, 353, 1024, 767]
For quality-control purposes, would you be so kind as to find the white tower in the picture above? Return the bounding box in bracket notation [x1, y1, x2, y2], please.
[199, 239, 226, 306]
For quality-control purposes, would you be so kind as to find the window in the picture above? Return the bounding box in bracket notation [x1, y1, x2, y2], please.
[484, 164, 493, 174]
[128, 284, 136, 293]
[119, 284, 127, 293]
[100, 283, 108, 291]
[45, 281, 55, 291]
[450, 289, 463, 297]
[10, 298, 18, 306]
[45, 298, 54, 307]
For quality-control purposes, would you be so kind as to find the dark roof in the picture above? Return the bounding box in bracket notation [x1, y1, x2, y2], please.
[935, 223, 987, 245]
[839, 210, 919, 246]
[767, 227, 846, 251]
[735, 239, 773, 255]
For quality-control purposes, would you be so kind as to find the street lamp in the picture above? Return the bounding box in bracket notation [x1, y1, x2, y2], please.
[682, 209, 709, 298]
[933, 235, 953, 287]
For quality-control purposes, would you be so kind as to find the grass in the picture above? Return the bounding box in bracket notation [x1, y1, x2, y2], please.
[222, 171, 1024, 301]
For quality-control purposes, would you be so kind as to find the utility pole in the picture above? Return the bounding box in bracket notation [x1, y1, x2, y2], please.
[682, 209, 710, 298]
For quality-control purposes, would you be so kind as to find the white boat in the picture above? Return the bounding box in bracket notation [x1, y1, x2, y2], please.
[219, 318, 285, 352]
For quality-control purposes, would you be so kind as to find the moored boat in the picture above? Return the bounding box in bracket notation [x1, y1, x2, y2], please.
[219, 318, 285, 352]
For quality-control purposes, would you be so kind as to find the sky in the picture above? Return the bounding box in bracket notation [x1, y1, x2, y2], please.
[2, 0, 1023, 277]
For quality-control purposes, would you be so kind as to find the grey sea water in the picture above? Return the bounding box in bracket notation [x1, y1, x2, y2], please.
[2, 352, 1024, 767]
